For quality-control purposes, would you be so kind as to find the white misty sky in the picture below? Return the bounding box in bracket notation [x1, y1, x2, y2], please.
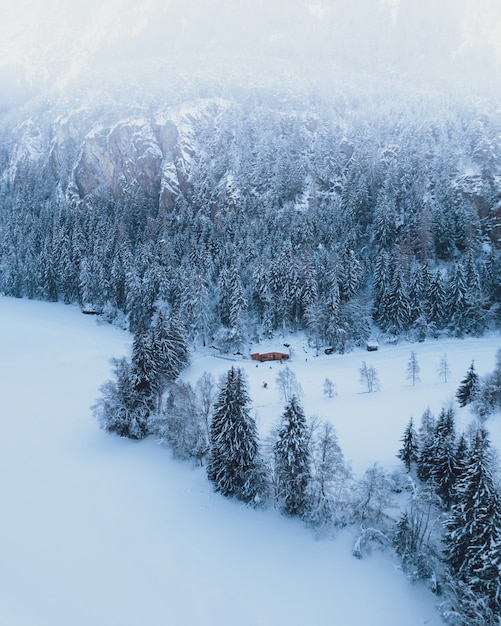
[0, 0, 500, 91]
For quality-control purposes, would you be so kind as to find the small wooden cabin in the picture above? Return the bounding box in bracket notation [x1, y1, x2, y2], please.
[251, 351, 289, 363]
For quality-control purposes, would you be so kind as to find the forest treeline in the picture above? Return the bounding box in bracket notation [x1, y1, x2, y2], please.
[0, 86, 500, 350]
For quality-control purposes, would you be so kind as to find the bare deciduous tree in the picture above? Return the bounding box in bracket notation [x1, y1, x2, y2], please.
[275, 365, 302, 402]
[323, 378, 337, 398]
[406, 351, 421, 386]
[359, 361, 380, 393]
[437, 353, 451, 383]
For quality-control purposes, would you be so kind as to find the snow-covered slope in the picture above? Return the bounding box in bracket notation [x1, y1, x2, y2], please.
[0, 296, 467, 626]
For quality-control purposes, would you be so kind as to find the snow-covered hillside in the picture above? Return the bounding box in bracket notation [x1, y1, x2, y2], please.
[2, 297, 499, 625]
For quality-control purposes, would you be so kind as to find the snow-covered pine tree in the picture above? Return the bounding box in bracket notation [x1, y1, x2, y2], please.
[130, 326, 159, 413]
[274, 396, 311, 516]
[150, 309, 189, 387]
[431, 406, 458, 509]
[92, 357, 149, 439]
[408, 264, 426, 330]
[427, 269, 446, 330]
[416, 407, 436, 483]
[339, 247, 361, 302]
[443, 427, 501, 617]
[385, 265, 412, 334]
[324, 284, 341, 348]
[397, 417, 419, 472]
[446, 260, 469, 336]
[472, 349, 501, 418]
[456, 361, 480, 407]
[228, 265, 248, 351]
[207, 367, 266, 505]
[372, 248, 391, 325]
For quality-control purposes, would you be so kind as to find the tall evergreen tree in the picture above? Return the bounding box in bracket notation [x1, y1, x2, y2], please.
[131, 326, 159, 408]
[456, 361, 480, 407]
[416, 407, 436, 483]
[430, 406, 458, 508]
[444, 428, 501, 614]
[207, 367, 265, 504]
[150, 309, 189, 387]
[447, 260, 469, 336]
[427, 269, 446, 330]
[385, 265, 411, 334]
[397, 417, 419, 471]
[339, 247, 361, 302]
[92, 357, 149, 439]
[274, 396, 311, 516]
[372, 248, 391, 325]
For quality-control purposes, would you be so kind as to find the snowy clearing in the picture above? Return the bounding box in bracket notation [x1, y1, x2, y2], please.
[1, 296, 499, 626]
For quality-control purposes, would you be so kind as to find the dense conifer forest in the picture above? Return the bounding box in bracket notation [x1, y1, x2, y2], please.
[0, 82, 499, 351]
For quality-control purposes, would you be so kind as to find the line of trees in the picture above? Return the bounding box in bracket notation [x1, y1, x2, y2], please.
[92, 307, 189, 438]
[393, 352, 501, 625]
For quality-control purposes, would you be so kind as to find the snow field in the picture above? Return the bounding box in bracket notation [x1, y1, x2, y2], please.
[188, 335, 501, 476]
[2, 296, 499, 625]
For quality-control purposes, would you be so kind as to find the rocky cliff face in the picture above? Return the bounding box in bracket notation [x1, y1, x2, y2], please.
[1, 99, 220, 211]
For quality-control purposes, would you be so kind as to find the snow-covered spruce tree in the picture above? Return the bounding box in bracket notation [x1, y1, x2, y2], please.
[443, 427, 501, 617]
[397, 417, 419, 472]
[228, 265, 248, 352]
[338, 247, 361, 302]
[130, 326, 159, 413]
[431, 406, 458, 509]
[427, 269, 446, 331]
[416, 407, 436, 483]
[472, 348, 501, 418]
[446, 260, 469, 337]
[385, 265, 412, 335]
[372, 247, 391, 326]
[92, 357, 149, 439]
[150, 309, 189, 387]
[274, 396, 311, 517]
[456, 361, 480, 407]
[207, 367, 266, 505]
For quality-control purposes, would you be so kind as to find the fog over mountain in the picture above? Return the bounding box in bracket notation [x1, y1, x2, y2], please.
[1, 0, 500, 106]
